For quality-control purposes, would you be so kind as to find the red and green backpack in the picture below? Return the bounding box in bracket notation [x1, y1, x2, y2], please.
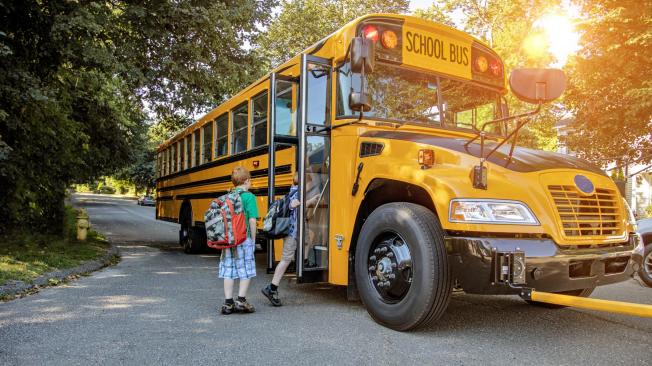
[204, 188, 247, 249]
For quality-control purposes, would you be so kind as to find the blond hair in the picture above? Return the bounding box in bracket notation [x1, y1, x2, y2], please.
[293, 171, 299, 185]
[231, 166, 251, 186]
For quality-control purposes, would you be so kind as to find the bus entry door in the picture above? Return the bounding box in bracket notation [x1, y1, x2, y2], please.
[297, 54, 332, 283]
[267, 73, 299, 272]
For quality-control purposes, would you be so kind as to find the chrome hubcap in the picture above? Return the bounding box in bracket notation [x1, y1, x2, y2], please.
[367, 233, 412, 303]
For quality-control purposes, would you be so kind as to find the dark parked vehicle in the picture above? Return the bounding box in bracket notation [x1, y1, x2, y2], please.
[137, 195, 156, 206]
[637, 218, 652, 287]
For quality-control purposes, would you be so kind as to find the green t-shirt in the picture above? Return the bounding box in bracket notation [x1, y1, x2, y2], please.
[239, 190, 259, 238]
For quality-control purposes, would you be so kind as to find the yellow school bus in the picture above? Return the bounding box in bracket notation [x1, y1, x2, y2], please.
[156, 14, 644, 330]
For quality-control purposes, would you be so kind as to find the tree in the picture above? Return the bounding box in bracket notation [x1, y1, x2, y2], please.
[415, 1, 563, 150]
[113, 0, 276, 116]
[0, 1, 274, 234]
[260, 0, 409, 67]
[564, 0, 652, 166]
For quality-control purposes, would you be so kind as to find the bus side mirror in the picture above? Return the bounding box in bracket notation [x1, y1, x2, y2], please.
[349, 37, 375, 112]
[509, 68, 566, 104]
[350, 37, 375, 73]
[349, 92, 372, 112]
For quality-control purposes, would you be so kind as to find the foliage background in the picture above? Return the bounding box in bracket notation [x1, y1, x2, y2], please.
[1, 0, 650, 235]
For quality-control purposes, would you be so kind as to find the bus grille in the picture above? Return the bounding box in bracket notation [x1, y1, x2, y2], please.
[548, 185, 623, 237]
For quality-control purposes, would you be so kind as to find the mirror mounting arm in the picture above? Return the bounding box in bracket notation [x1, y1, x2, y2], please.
[483, 103, 541, 163]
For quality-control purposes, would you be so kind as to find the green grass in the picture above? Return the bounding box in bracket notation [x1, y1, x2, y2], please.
[0, 206, 110, 286]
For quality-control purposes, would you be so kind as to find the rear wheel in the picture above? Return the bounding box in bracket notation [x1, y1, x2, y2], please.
[179, 205, 203, 254]
[525, 288, 595, 309]
[638, 243, 652, 287]
[354, 202, 452, 331]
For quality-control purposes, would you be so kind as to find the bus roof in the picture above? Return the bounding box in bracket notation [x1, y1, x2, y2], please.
[158, 13, 503, 151]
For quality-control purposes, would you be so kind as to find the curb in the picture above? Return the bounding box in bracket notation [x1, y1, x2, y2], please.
[0, 242, 120, 299]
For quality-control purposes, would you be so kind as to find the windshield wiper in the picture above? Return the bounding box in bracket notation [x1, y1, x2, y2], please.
[465, 104, 542, 165]
[465, 104, 542, 190]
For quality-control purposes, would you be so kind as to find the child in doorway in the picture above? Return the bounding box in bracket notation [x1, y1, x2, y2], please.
[219, 166, 259, 314]
[262, 171, 317, 306]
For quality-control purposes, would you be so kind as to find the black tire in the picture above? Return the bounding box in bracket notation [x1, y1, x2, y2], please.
[354, 202, 452, 331]
[183, 226, 204, 254]
[179, 205, 204, 254]
[525, 288, 595, 309]
[179, 205, 191, 247]
[638, 243, 652, 287]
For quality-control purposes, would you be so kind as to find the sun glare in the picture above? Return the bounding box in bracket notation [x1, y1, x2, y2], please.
[524, 12, 580, 66]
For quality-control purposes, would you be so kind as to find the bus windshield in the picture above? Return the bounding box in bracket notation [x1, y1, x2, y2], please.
[337, 63, 504, 135]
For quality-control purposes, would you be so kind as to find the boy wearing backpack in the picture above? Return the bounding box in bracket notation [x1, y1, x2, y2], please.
[219, 166, 259, 314]
[261, 171, 318, 306]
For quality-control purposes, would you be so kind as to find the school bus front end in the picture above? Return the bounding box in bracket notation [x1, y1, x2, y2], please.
[323, 14, 646, 330]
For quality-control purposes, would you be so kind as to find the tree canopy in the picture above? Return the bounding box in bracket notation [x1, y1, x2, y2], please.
[564, 0, 652, 166]
[0, 0, 274, 234]
[259, 0, 409, 67]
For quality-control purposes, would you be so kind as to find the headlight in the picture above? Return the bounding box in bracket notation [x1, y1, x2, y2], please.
[449, 199, 539, 225]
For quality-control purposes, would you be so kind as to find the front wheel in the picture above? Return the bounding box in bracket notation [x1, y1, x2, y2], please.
[354, 202, 452, 331]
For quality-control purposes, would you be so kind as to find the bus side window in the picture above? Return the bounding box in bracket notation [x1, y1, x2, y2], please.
[185, 135, 192, 169]
[232, 102, 248, 154]
[275, 80, 296, 136]
[251, 91, 268, 147]
[171, 142, 177, 173]
[165, 149, 169, 176]
[179, 139, 185, 170]
[202, 122, 213, 163]
[214, 113, 228, 158]
[156, 152, 159, 177]
[193, 129, 201, 167]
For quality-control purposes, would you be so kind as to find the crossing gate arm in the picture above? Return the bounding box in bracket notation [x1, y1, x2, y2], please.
[519, 288, 652, 318]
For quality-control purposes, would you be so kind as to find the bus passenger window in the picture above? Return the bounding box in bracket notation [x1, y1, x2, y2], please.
[171, 143, 177, 173]
[232, 102, 248, 154]
[275, 80, 296, 136]
[185, 136, 192, 169]
[179, 140, 185, 170]
[275, 80, 297, 136]
[202, 122, 213, 163]
[165, 149, 169, 176]
[193, 129, 201, 166]
[251, 91, 268, 147]
[214, 114, 228, 157]
[157, 153, 162, 177]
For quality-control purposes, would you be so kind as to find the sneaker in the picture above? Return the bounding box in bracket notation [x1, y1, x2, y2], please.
[221, 302, 235, 315]
[262, 284, 282, 307]
[235, 299, 255, 313]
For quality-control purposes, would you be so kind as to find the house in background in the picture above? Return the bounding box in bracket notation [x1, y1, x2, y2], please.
[555, 119, 652, 218]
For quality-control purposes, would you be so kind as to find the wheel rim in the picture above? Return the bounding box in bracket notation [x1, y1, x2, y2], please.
[367, 232, 413, 304]
[645, 250, 652, 278]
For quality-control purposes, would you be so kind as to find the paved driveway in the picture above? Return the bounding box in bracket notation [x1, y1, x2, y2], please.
[0, 194, 650, 365]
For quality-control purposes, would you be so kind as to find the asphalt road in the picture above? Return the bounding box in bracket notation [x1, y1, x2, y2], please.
[1, 193, 650, 365]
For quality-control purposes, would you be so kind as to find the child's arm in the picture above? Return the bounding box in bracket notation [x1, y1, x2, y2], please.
[249, 218, 257, 242]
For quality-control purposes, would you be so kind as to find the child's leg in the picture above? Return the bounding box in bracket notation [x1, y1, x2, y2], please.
[272, 259, 291, 286]
[272, 236, 297, 286]
[238, 278, 251, 297]
[224, 278, 235, 299]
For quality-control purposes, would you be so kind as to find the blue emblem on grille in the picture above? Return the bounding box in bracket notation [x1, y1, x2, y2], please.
[574, 175, 595, 195]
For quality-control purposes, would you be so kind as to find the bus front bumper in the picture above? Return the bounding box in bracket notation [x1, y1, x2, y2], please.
[445, 234, 643, 295]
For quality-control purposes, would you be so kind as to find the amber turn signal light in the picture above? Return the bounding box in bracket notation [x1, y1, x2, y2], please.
[418, 149, 434, 167]
[381, 30, 398, 49]
[474, 56, 488, 73]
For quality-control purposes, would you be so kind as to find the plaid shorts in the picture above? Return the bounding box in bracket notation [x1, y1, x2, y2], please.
[218, 238, 256, 279]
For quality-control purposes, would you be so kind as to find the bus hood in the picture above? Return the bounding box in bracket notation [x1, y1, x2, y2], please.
[362, 131, 606, 175]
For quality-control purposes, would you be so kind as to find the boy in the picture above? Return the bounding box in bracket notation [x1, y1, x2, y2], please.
[262, 171, 316, 306]
[219, 166, 259, 314]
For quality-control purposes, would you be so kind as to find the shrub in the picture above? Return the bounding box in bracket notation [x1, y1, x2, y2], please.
[97, 185, 116, 194]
